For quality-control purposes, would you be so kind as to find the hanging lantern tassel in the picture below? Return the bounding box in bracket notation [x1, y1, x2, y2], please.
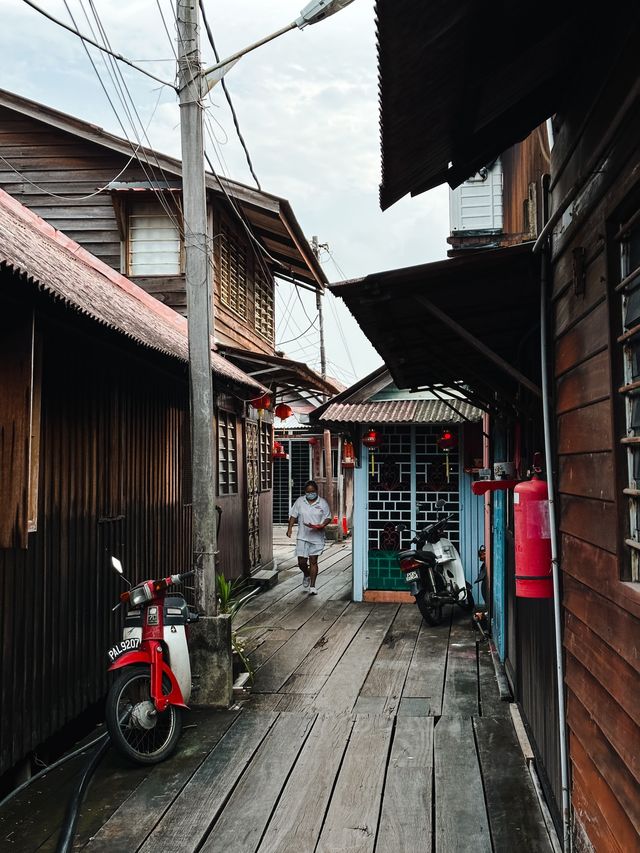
[445, 450, 450, 483]
[370, 448, 375, 477]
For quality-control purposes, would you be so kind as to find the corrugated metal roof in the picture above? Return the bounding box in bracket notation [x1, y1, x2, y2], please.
[319, 399, 482, 424]
[0, 188, 265, 394]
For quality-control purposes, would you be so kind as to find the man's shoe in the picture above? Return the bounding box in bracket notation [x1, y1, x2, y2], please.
[308, 587, 318, 595]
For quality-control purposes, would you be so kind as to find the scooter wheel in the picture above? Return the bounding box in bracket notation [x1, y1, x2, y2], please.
[415, 591, 443, 626]
[106, 665, 182, 765]
[457, 583, 475, 614]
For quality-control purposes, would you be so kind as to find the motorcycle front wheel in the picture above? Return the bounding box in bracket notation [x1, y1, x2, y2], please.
[106, 665, 182, 764]
[415, 590, 443, 626]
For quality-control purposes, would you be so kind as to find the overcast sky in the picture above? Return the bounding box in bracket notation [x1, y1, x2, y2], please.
[0, 0, 449, 384]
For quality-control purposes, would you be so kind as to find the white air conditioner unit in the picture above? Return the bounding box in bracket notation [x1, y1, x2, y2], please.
[449, 160, 503, 234]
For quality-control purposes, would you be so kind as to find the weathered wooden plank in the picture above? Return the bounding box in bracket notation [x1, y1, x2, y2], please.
[257, 715, 353, 853]
[316, 715, 392, 853]
[138, 712, 279, 853]
[275, 693, 319, 713]
[570, 734, 637, 853]
[376, 716, 434, 853]
[81, 712, 238, 852]
[555, 349, 610, 414]
[275, 567, 354, 631]
[477, 641, 510, 718]
[554, 300, 609, 376]
[568, 693, 640, 837]
[200, 713, 315, 853]
[565, 613, 639, 727]
[559, 494, 617, 553]
[314, 606, 399, 716]
[279, 603, 373, 694]
[359, 605, 423, 715]
[252, 600, 349, 693]
[434, 717, 491, 853]
[566, 652, 640, 785]
[474, 716, 552, 852]
[558, 452, 615, 501]
[397, 697, 431, 716]
[442, 619, 479, 717]
[556, 399, 612, 455]
[402, 612, 451, 716]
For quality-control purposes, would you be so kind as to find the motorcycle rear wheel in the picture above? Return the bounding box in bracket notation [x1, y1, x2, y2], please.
[106, 665, 182, 765]
[415, 591, 443, 626]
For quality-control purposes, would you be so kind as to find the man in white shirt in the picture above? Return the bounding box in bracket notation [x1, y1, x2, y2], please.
[286, 479, 332, 595]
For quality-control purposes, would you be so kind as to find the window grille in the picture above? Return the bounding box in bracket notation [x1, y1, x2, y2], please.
[260, 421, 273, 490]
[218, 411, 238, 495]
[219, 227, 247, 319]
[255, 269, 275, 342]
[127, 201, 181, 276]
[615, 206, 640, 580]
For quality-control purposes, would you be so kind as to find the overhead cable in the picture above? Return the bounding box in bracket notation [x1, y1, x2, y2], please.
[198, 0, 261, 190]
[21, 0, 176, 89]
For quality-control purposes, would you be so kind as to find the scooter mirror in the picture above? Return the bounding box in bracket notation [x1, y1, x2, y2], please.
[435, 498, 446, 509]
[111, 556, 124, 574]
[396, 523, 407, 532]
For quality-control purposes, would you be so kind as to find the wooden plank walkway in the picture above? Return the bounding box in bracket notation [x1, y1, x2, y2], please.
[0, 541, 556, 853]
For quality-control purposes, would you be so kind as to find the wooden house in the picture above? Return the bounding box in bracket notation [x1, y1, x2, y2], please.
[332, 2, 640, 850]
[0, 188, 266, 783]
[0, 88, 337, 578]
[313, 367, 484, 603]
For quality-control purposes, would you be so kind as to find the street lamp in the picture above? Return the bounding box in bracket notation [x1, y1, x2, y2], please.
[204, 0, 357, 87]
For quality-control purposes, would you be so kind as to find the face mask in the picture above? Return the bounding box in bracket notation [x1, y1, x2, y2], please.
[305, 492, 317, 502]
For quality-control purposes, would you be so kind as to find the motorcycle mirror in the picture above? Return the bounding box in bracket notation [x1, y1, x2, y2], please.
[396, 523, 407, 531]
[112, 556, 124, 574]
[435, 498, 446, 509]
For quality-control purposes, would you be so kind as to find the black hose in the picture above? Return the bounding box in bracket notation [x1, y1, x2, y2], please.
[54, 734, 110, 853]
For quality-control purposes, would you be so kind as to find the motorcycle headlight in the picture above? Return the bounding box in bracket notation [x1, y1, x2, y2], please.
[130, 585, 151, 607]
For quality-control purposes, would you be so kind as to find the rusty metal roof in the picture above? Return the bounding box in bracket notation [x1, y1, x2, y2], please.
[0, 188, 266, 394]
[376, 0, 633, 208]
[320, 399, 481, 424]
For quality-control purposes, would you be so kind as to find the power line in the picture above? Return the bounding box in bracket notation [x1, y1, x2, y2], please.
[277, 315, 319, 347]
[21, 0, 175, 89]
[198, 0, 261, 190]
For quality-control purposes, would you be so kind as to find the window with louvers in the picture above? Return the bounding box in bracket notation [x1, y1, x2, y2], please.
[260, 421, 272, 490]
[616, 206, 640, 581]
[255, 269, 275, 342]
[219, 227, 247, 319]
[218, 411, 238, 495]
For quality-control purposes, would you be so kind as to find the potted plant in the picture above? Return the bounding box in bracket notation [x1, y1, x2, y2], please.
[217, 573, 259, 682]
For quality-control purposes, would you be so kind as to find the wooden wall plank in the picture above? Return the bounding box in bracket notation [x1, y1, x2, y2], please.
[559, 495, 617, 552]
[555, 349, 610, 414]
[556, 399, 612, 454]
[558, 453, 615, 501]
[555, 300, 609, 377]
[563, 574, 640, 673]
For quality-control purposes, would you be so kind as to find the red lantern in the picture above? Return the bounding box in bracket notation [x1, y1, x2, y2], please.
[250, 394, 272, 413]
[275, 403, 293, 421]
[341, 440, 356, 469]
[272, 441, 288, 460]
[437, 429, 458, 452]
[308, 436, 319, 446]
[362, 429, 381, 449]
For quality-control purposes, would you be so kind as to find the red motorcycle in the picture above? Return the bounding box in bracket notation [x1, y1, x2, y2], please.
[105, 557, 198, 764]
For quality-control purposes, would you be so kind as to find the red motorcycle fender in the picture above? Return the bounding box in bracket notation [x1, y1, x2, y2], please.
[108, 649, 188, 710]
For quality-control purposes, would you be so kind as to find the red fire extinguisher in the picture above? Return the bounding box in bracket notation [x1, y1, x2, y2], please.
[514, 475, 553, 598]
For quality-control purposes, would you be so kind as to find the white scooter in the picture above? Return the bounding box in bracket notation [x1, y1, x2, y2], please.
[397, 500, 474, 625]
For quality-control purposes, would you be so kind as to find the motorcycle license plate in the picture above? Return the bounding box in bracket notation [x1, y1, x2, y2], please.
[107, 637, 141, 663]
[405, 570, 419, 582]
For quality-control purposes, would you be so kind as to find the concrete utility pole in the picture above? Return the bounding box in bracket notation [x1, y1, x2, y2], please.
[311, 235, 327, 381]
[177, 0, 231, 706]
